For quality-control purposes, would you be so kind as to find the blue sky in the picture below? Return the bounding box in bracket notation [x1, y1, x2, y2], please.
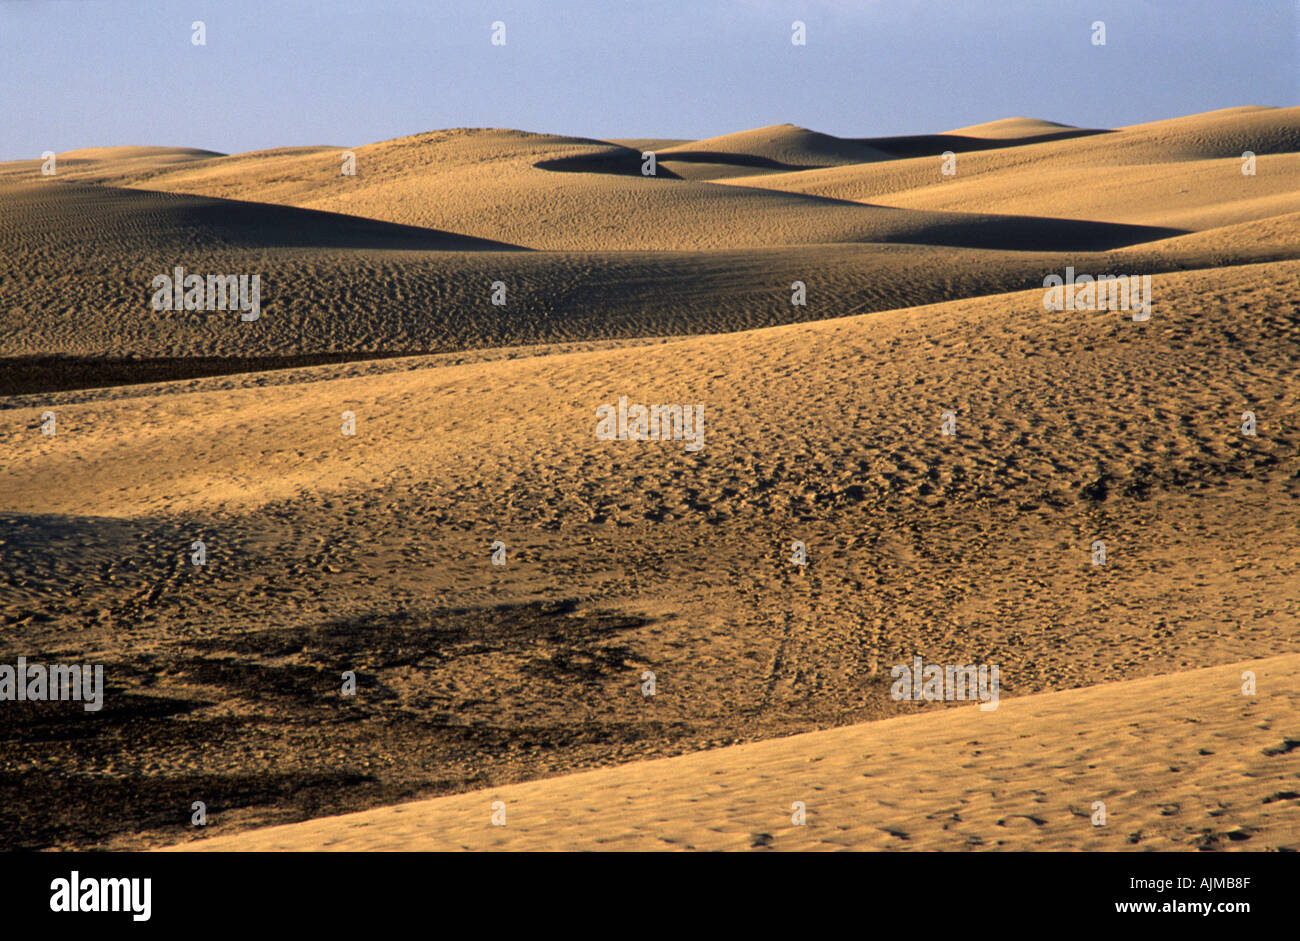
[0, 0, 1295, 159]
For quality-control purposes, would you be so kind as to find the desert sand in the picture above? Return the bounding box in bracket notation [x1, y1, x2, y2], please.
[175, 654, 1300, 851]
[1, 107, 1297, 850]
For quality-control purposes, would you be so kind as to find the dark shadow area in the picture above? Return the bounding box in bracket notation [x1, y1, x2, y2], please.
[538, 148, 816, 175]
[0, 598, 668, 849]
[0, 693, 206, 743]
[189, 600, 650, 687]
[857, 127, 1112, 158]
[0, 351, 425, 397]
[534, 148, 683, 179]
[1, 181, 529, 252]
[0, 769, 385, 850]
[657, 150, 816, 171]
[868, 211, 1186, 252]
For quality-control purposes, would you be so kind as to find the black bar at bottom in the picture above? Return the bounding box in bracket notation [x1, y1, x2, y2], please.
[0, 851, 1288, 929]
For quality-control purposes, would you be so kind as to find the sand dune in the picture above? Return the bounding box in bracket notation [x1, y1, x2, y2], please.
[10, 175, 1268, 376]
[867, 155, 1300, 232]
[660, 124, 890, 166]
[21, 140, 1172, 252]
[13, 108, 1294, 252]
[3, 257, 1298, 848]
[0, 180, 524, 253]
[171, 654, 1300, 851]
[57, 146, 226, 167]
[7, 261, 1297, 520]
[2, 107, 1298, 851]
[1115, 211, 1300, 267]
[11, 107, 1300, 379]
[718, 106, 1300, 227]
[942, 117, 1086, 140]
[650, 124, 892, 179]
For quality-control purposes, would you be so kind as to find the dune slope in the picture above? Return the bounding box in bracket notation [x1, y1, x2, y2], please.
[172, 654, 1300, 851]
[2, 261, 1297, 849]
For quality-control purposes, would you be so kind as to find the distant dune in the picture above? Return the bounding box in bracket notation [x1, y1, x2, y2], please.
[652, 123, 892, 179]
[943, 117, 1084, 139]
[718, 106, 1300, 220]
[58, 145, 226, 162]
